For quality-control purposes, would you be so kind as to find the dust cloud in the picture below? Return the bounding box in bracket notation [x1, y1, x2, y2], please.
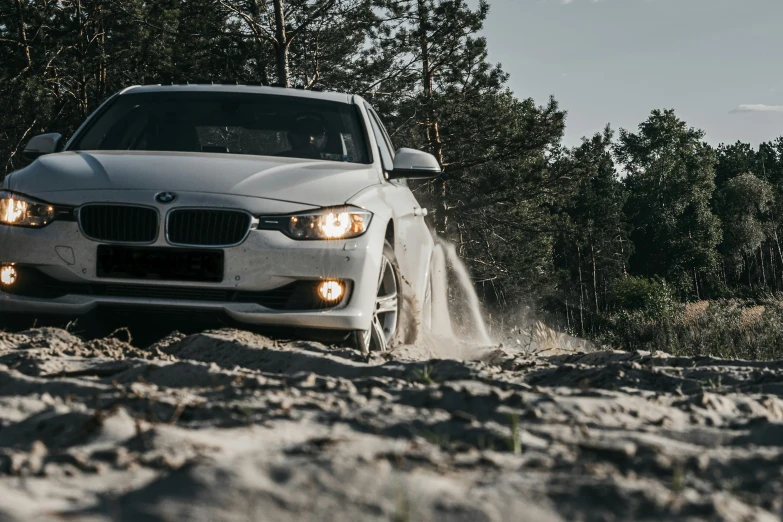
[420, 237, 592, 361]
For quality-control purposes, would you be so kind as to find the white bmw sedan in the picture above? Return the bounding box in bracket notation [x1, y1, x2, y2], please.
[0, 85, 441, 353]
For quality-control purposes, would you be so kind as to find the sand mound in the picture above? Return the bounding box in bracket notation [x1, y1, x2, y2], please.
[0, 327, 782, 521]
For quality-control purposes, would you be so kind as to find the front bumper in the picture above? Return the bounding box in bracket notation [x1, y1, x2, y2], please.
[0, 220, 385, 331]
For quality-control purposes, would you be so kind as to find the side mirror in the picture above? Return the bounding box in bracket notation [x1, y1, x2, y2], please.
[387, 148, 441, 180]
[23, 133, 64, 161]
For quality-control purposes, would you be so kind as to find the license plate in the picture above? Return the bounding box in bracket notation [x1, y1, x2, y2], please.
[97, 245, 224, 282]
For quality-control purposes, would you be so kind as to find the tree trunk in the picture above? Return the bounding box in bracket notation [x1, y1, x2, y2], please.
[591, 243, 599, 313]
[273, 0, 290, 87]
[618, 234, 628, 279]
[760, 246, 767, 289]
[14, 0, 32, 70]
[76, 0, 88, 115]
[578, 246, 585, 336]
[774, 229, 783, 290]
[254, 45, 271, 86]
[417, 0, 446, 234]
[98, 3, 107, 99]
[418, 0, 443, 167]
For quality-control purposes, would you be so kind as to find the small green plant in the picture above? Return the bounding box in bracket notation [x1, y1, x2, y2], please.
[724, 476, 743, 494]
[475, 433, 497, 452]
[420, 429, 450, 450]
[412, 364, 435, 385]
[392, 482, 414, 522]
[704, 375, 722, 390]
[238, 403, 253, 418]
[671, 463, 684, 492]
[65, 318, 79, 332]
[506, 413, 522, 455]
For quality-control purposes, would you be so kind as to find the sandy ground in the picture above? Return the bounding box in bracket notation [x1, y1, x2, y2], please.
[1, 328, 783, 521]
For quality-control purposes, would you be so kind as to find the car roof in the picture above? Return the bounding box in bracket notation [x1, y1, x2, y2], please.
[121, 84, 356, 104]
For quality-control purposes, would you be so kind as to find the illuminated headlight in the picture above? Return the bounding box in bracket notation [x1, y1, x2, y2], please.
[318, 280, 345, 302]
[0, 266, 17, 286]
[0, 190, 60, 227]
[258, 206, 372, 240]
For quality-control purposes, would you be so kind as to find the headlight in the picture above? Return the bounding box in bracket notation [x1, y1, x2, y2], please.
[0, 191, 69, 228]
[257, 206, 373, 240]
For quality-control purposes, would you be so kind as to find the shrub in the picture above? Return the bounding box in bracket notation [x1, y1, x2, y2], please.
[597, 297, 783, 360]
[608, 276, 679, 321]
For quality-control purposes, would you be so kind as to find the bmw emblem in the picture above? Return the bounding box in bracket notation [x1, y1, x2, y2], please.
[155, 192, 177, 204]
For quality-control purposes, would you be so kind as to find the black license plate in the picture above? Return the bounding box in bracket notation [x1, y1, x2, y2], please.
[97, 246, 224, 282]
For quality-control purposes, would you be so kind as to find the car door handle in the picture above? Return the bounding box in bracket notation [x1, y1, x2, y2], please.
[413, 207, 428, 217]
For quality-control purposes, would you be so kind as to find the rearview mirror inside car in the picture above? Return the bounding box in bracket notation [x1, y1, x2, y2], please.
[388, 148, 441, 180]
[23, 133, 64, 161]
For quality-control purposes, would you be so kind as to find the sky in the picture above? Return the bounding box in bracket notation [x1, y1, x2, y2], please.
[481, 0, 783, 148]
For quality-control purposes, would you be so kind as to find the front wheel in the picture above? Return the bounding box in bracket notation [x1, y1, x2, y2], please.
[350, 241, 402, 354]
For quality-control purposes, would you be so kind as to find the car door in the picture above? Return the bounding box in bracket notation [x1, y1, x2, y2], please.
[364, 105, 434, 313]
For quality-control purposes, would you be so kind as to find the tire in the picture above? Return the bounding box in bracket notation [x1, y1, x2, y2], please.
[0, 312, 74, 332]
[0, 311, 108, 337]
[0, 312, 36, 332]
[349, 241, 403, 354]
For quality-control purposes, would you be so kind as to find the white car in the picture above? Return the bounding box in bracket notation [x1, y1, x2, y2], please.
[0, 85, 441, 353]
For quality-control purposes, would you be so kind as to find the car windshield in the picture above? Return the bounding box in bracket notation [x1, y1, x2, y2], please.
[69, 91, 371, 164]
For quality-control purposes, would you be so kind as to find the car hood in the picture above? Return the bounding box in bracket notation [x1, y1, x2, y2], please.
[7, 151, 379, 207]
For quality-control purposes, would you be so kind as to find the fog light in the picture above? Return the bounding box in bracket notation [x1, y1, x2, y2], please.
[318, 280, 344, 302]
[0, 266, 17, 286]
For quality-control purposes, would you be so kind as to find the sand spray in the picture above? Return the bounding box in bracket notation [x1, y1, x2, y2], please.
[424, 236, 592, 357]
[422, 237, 493, 355]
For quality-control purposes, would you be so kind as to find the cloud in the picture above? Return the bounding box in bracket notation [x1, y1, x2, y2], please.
[730, 104, 783, 114]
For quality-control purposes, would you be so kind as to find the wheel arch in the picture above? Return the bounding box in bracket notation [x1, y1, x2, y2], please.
[384, 220, 395, 250]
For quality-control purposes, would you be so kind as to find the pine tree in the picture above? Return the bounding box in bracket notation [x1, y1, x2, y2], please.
[616, 109, 721, 298]
[551, 127, 630, 334]
[715, 142, 759, 188]
[215, 0, 369, 87]
[353, 0, 567, 304]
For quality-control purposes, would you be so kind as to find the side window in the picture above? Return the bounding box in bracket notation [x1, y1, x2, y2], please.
[369, 108, 397, 158]
[365, 105, 394, 172]
[371, 109, 408, 185]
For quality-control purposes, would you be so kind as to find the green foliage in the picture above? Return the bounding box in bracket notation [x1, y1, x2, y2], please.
[715, 142, 760, 187]
[595, 277, 679, 351]
[599, 299, 783, 361]
[676, 301, 783, 360]
[550, 127, 630, 335]
[609, 277, 678, 321]
[616, 109, 722, 299]
[716, 173, 774, 272]
[712, 141, 783, 293]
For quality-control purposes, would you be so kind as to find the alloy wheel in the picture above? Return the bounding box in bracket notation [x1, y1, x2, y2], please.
[362, 255, 399, 353]
[422, 272, 433, 331]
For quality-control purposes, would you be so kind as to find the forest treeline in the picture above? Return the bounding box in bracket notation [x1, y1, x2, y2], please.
[2, 0, 783, 343]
